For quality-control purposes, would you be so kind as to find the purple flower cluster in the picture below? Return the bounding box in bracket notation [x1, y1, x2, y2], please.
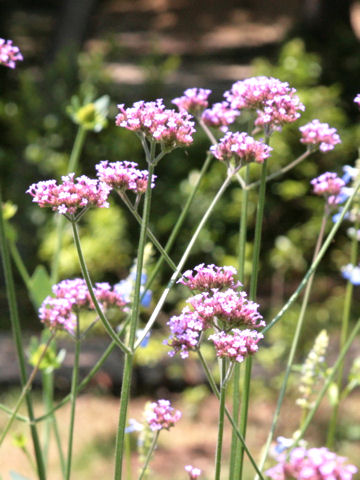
[354, 94, 360, 109]
[144, 399, 181, 431]
[210, 131, 272, 168]
[26, 173, 111, 216]
[0, 38, 23, 69]
[224, 76, 305, 129]
[185, 465, 202, 479]
[266, 446, 357, 480]
[201, 101, 240, 132]
[115, 99, 195, 150]
[95, 160, 155, 194]
[311, 172, 346, 206]
[299, 120, 341, 152]
[39, 278, 128, 333]
[177, 263, 240, 291]
[209, 329, 263, 362]
[166, 264, 264, 361]
[172, 88, 212, 115]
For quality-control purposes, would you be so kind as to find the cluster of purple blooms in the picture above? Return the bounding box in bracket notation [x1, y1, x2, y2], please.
[115, 99, 195, 150]
[311, 172, 346, 207]
[201, 101, 240, 132]
[299, 120, 341, 153]
[95, 160, 155, 194]
[144, 399, 182, 432]
[210, 131, 272, 168]
[172, 88, 211, 115]
[185, 465, 202, 479]
[0, 38, 23, 69]
[39, 278, 128, 334]
[26, 173, 111, 216]
[266, 446, 357, 480]
[166, 264, 264, 361]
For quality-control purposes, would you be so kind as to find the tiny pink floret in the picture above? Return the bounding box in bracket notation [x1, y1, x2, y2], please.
[354, 94, 360, 109]
[311, 172, 345, 206]
[145, 399, 181, 431]
[185, 465, 202, 479]
[95, 160, 155, 194]
[0, 38, 23, 69]
[209, 329, 264, 363]
[178, 263, 241, 291]
[299, 120, 341, 152]
[172, 88, 212, 115]
[201, 101, 240, 132]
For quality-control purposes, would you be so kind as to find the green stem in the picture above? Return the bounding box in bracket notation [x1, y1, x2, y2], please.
[65, 315, 81, 480]
[293, 318, 360, 446]
[256, 209, 329, 478]
[326, 219, 359, 448]
[138, 431, 160, 480]
[42, 370, 53, 468]
[230, 164, 250, 480]
[8, 239, 32, 289]
[135, 173, 234, 350]
[0, 188, 47, 480]
[71, 220, 131, 354]
[0, 332, 55, 447]
[215, 360, 227, 480]
[263, 180, 360, 335]
[197, 349, 265, 480]
[51, 126, 87, 284]
[238, 156, 269, 478]
[114, 161, 156, 479]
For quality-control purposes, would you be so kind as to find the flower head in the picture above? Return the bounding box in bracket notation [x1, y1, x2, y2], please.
[354, 94, 360, 109]
[188, 288, 265, 329]
[299, 120, 341, 152]
[201, 101, 240, 132]
[210, 131, 272, 169]
[26, 174, 111, 216]
[115, 99, 195, 150]
[209, 328, 263, 363]
[95, 160, 155, 194]
[172, 88, 212, 115]
[341, 264, 360, 285]
[39, 297, 76, 334]
[266, 446, 357, 480]
[178, 263, 241, 291]
[224, 76, 304, 129]
[311, 172, 346, 206]
[185, 465, 202, 479]
[144, 399, 181, 431]
[166, 307, 205, 358]
[0, 38, 23, 68]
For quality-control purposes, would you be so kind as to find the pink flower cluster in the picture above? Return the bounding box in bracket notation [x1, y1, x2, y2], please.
[26, 173, 111, 216]
[311, 172, 345, 206]
[115, 99, 195, 150]
[224, 76, 305, 128]
[209, 329, 263, 362]
[177, 263, 240, 291]
[0, 38, 23, 69]
[266, 446, 357, 480]
[95, 160, 155, 194]
[354, 94, 360, 109]
[166, 264, 264, 361]
[299, 120, 341, 152]
[201, 101, 240, 132]
[145, 399, 182, 431]
[210, 131, 272, 168]
[172, 88, 212, 115]
[185, 465, 202, 479]
[39, 278, 128, 333]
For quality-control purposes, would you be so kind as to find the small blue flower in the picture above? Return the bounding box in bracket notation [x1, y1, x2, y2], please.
[341, 264, 360, 285]
[342, 165, 358, 184]
[136, 329, 151, 348]
[125, 418, 143, 433]
[274, 436, 294, 454]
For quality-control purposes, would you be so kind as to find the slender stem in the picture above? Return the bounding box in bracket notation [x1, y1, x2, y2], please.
[51, 126, 87, 284]
[42, 370, 53, 468]
[326, 219, 359, 448]
[114, 161, 156, 479]
[230, 164, 250, 480]
[135, 173, 233, 350]
[71, 220, 131, 354]
[238, 156, 269, 477]
[263, 181, 360, 335]
[65, 315, 81, 480]
[198, 118, 218, 146]
[0, 188, 46, 480]
[256, 209, 329, 477]
[9, 239, 32, 289]
[197, 349, 265, 480]
[143, 152, 213, 295]
[138, 431, 160, 480]
[293, 318, 360, 446]
[0, 332, 55, 447]
[215, 360, 227, 480]
[245, 150, 311, 190]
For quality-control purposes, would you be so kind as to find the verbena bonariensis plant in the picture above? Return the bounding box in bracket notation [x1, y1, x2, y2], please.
[0, 39, 359, 480]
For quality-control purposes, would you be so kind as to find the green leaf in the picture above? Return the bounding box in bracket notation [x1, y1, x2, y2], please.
[29, 265, 53, 308]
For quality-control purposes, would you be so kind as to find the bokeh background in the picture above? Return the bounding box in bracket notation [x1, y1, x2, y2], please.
[1, 1, 360, 478]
